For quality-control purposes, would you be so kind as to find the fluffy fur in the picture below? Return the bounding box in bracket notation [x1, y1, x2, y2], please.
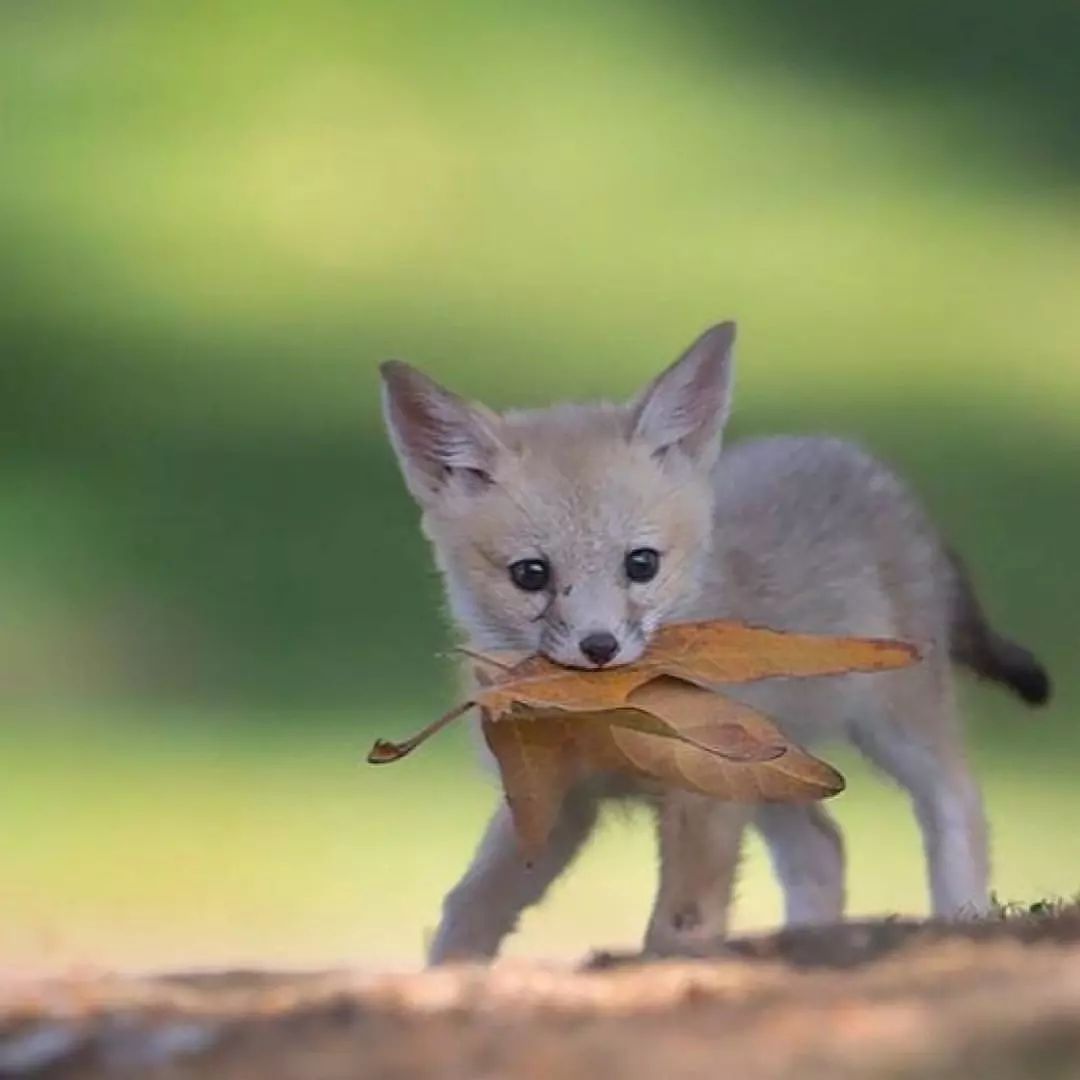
[380, 322, 1050, 963]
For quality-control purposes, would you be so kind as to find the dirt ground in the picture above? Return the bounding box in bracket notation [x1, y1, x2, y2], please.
[3, 911, 1080, 1079]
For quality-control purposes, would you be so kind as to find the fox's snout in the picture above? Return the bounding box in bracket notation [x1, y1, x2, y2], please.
[577, 631, 620, 667]
[540, 624, 648, 670]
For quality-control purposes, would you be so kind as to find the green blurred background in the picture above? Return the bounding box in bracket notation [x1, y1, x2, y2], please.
[2, 1, 1077, 976]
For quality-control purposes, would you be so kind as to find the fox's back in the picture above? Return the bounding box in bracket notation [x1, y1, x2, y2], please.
[697, 435, 949, 641]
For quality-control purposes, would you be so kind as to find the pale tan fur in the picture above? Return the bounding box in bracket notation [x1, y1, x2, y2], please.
[380, 322, 1032, 964]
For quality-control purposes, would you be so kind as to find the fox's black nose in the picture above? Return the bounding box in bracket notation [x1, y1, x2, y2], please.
[579, 632, 619, 667]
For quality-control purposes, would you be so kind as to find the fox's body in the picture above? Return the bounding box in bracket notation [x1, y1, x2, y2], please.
[380, 323, 1049, 963]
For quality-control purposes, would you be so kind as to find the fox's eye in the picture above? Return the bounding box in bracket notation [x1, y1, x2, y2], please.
[625, 547, 660, 583]
[509, 558, 551, 592]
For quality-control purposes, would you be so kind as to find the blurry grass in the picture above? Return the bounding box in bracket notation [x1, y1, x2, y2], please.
[4, 702, 1076, 975]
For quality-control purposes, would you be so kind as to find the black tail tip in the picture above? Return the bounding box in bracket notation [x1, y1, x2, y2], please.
[1012, 663, 1052, 707]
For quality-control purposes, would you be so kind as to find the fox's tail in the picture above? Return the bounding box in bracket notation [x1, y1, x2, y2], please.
[946, 547, 1051, 706]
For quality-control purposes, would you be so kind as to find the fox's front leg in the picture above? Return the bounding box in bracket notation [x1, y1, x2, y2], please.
[756, 802, 846, 925]
[428, 788, 599, 964]
[644, 791, 750, 956]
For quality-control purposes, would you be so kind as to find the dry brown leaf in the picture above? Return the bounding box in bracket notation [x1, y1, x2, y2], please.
[473, 664, 771, 763]
[641, 619, 920, 687]
[612, 680, 845, 801]
[480, 710, 583, 858]
[624, 677, 787, 763]
[475, 663, 656, 722]
[368, 658, 757, 764]
[482, 684, 844, 856]
[367, 618, 919, 853]
[465, 621, 916, 722]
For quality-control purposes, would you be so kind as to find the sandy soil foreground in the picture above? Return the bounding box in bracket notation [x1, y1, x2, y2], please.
[2, 912, 1079, 1079]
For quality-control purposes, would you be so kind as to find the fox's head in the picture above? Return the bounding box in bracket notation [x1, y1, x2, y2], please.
[381, 323, 735, 668]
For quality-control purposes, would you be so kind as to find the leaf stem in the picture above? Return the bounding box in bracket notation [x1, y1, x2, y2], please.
[366, 700, 476, 764]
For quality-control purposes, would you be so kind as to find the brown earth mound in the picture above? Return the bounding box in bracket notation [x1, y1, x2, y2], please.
[3, 911, 1079, 1079]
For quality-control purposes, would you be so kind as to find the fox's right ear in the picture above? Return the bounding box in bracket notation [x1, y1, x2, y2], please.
[630, 321, 736, 468]
[380, 360, 505, 504]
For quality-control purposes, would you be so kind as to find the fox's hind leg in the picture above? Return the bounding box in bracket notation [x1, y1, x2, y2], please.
[849, 662, 990, 917]
[427, 787, 598, 964]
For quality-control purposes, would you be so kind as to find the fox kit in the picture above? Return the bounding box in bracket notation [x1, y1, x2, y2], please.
[380, 322, 1050, 963]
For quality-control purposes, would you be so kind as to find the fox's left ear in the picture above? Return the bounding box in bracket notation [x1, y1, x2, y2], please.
[629, 321, 735, 467]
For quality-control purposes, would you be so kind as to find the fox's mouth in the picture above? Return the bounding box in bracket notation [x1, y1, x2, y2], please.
[540, 635, 648, 671]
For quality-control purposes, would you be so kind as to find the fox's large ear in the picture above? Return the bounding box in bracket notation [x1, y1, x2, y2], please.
[629, 321, 735, 467]
[380, 360, 505, 504]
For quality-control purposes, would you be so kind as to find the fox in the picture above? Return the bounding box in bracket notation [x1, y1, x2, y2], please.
[379, 321, 1051, 964]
